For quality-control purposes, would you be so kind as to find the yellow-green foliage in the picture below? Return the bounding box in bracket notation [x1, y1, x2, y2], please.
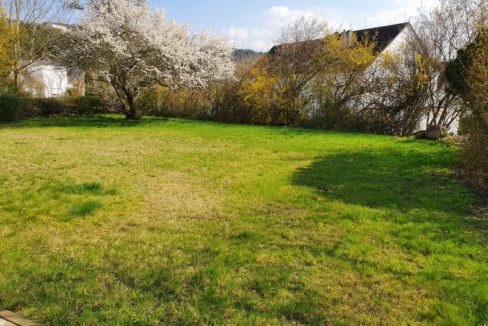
[239, 61, 280, 124]
[136, 85, 212, 119]
[461, 27, 488, 190]
[240, 65, 275, 112]
[0, 8, 14, 76]
[240, 31, 375, 124]
[239, 33, 377, 126]
[323, 33, 376, 69]
[378, 51, 403, 85]
[313, 33, 376, 97]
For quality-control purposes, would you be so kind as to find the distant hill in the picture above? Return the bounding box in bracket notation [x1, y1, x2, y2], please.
[232, 49, 264, 64]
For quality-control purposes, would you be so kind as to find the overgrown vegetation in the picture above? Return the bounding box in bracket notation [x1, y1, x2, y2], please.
[0, 116, 486, 324]
[0, 94, 23, 121]
[447, 26, 488, 191]
[0, 94, 107, 122]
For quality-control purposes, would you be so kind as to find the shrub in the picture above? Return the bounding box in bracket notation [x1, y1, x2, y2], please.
[0, 94, 23, 122]
[307, 102, 356, 130]
[74, 95, 104, 115]
[136, 86, 212, 120]
[210, 80, 250, 124]
[33, 98, 66, 116]
[439, 135, 461, 147]
[20, 96, 40, 118]
[460, 118, 488, 193]
[446, 28, 488, 193]
[0, 84, 19, 96]
[135, 86, 169, 116]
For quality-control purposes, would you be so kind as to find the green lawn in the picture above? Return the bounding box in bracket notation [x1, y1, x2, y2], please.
[0, 116, 487, 325]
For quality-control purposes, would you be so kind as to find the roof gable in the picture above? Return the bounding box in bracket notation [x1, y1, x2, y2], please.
[354, 22, 410, 53]
[268, 22, 411, 55]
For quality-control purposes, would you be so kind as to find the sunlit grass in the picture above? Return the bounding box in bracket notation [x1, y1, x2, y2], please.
[0, 115, 486, 325]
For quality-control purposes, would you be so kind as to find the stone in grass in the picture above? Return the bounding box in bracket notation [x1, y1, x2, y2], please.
[415, 125, 448, 140]
[0, 311, 38, 326]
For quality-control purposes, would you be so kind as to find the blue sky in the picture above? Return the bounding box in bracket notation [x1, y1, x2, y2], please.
[150, 0, 439, 51]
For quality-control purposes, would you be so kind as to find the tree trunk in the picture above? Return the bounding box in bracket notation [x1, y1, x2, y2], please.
[124, 93, 141, 120]
[13, 69, 20, 90]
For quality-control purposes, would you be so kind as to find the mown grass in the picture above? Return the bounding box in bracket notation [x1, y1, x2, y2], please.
[0, 115, 486, 325]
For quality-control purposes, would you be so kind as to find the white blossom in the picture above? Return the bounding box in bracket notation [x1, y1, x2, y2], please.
[70, 0, 234, 118]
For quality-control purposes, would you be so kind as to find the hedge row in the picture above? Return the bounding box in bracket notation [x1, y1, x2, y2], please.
[0, 94, 105, 122]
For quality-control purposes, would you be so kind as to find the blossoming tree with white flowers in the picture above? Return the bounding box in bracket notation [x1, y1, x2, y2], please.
[68, 0, 234, 119]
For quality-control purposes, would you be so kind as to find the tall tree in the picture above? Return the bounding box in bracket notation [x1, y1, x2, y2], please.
[0, 0, 69, 88]
[66, 0, 234, 119]
[0, 8, 14, 76]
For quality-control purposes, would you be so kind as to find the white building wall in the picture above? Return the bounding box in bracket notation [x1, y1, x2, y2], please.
[384, 25, 412, 53]
[23, 63, 71, 98]
[367, 25, 460, 134]
[365, 25, 413, 80]
[41, 65, 69, 97]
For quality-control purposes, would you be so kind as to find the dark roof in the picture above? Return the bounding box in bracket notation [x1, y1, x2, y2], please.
[269, 22, 410, 55]
[354, 22, 410, 53]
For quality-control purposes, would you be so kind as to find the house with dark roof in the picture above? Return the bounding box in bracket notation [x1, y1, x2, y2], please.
[267, 22, 460, 134]
[353, 22, 413, 53]
[269, 22, 412, 56]
[351, 23, 459, 134]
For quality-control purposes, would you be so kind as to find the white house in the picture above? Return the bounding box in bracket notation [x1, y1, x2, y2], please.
[269, 22, 460, 134]
[21, 61, 85, 98]
[360, 23, 460, 135]
[17, 24, 85, 98]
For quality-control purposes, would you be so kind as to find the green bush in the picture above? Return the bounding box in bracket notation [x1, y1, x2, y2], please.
[0, 85, 19, 96]
[74, 95, 104, 115]
[19, 96, 40, 118]
[136, 86, 212, 120]
[33, 98, 66, 116]
[0, 94, 23, 122]
[460, 118, 488, 193]
[2, 95, 106, 120]
[135, 86, 168, 116]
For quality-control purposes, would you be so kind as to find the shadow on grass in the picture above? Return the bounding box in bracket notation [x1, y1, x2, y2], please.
[1, 115, 169, 129]
[292, 148, 488, 324]
[39, 180, 117, 221]
[0, 115, 400, 137]
[292, 148, 472, 216]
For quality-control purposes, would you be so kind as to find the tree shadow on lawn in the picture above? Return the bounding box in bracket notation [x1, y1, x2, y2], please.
[291, 148, 488, 323]
[292, 147, 474, 217]
[1, 115, 169, 129]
